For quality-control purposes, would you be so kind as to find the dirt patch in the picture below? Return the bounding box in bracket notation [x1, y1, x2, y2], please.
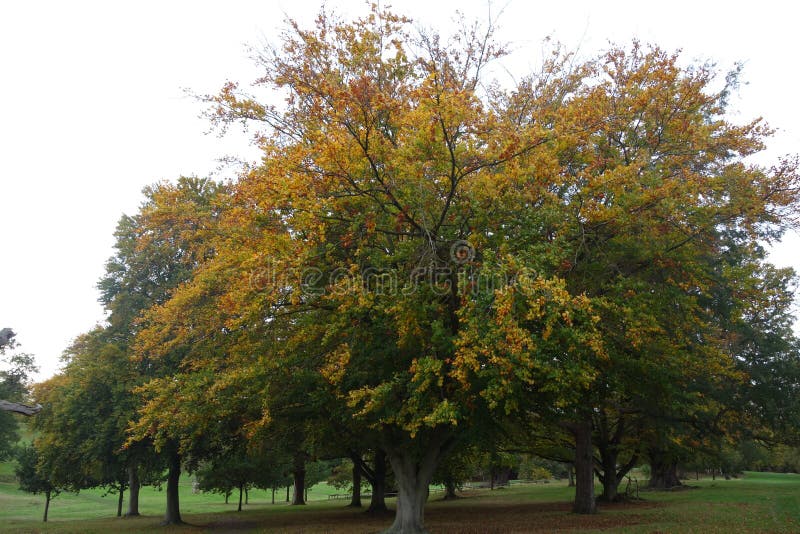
[190, 499, 663, 533]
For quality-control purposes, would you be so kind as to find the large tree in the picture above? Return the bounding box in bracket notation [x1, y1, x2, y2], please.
[128, 7, 798, 532]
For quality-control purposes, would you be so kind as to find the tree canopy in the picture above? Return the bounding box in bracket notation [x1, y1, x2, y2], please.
[27, 6, 800, 533]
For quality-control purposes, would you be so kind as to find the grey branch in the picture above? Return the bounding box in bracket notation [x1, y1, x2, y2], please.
[0, 400, 42, 416]
[0, 328, 14, 349]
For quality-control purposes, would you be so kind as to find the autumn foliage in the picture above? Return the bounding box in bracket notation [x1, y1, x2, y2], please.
[28, 5, 800, 532]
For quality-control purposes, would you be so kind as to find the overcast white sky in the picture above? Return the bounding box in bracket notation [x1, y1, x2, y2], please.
[1, 1, 798, 379]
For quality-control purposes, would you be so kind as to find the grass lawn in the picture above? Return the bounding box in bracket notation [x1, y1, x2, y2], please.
[1, 470, 799, 532]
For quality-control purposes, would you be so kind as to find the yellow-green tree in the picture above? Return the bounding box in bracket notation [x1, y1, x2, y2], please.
[130, 7, 799, 531]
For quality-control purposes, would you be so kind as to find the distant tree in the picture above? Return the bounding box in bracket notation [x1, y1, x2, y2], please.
[16, 444, 60, 522]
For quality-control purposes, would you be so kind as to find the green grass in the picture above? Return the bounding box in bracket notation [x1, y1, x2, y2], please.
[0, 461, 344, 523]
[1, 469, 799, 532]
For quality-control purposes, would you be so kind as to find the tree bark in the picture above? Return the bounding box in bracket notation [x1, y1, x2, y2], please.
[648, 450, 681, 489]
[384, 446, 440, 534]
[442, 478, 458, 500]
[570, 420, 596, 514]
[348, 456, 363, 507]
[597, 450, 638, 502]
[126, 464, 140, 517]
[237, 483, 243, 512]
[117, 487, 124, 517]
[43, 489, 51, 522]
[292, 454, 306, 505]
[162, 449, 183, 525]
[367, 449, 388, 514]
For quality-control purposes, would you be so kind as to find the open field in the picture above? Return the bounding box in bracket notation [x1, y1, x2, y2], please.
[1, 470, 799, 533]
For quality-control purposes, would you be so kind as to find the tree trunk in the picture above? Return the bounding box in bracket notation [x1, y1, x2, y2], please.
[292, 454, 306, 505]
[286, 485, 290, 502]
[237, 483, 243, 512]
[571, 420, 596, 514]
[442, 478, 458, 500]
[162, 449, 183, 525]
[271, 487, 276, 504]
[384, 447, 440, 534]
[225, 490, 230, 504]
[43, 489, 51, 522]
[245, 486, 249, 504]
[367, 449, 388, 514]
[126, 464, 140, 517]
[568, 463, 575, 487]
[117, 487, 124, 517]
[348, 457, 362, 507]
[648, 451, 681, 489]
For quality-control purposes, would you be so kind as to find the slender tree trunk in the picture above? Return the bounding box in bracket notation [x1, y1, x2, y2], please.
[117, 487, 125, 517]
[384, 447, 440, 534]
[292, 454, 306, 505]
[225, 490, 230, 504]
[126, 464, 140, 517]
[43, 489, 51, 522]
[271, 487, 276, 504]
[245, 486, 249, 504]
[348, 457, 362, 507]
[367, 449, 388, 514]
[568, 463, 575, 487]
[286, 485, 290, 502]
[571, 420, 596, 514]
[162, 449, 183, 525]
[238, 483, 243, 512]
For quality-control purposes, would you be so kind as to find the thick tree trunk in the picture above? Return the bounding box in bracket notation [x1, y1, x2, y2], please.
[292, 454, 306, 505]
[43, 489, 51, 522]
[348, 457, 362, 507]
[237, 483, 243, 512]
[598, 452, 638, 502]
[162, 449, 183, 525]
[367, 449, 388, 514]
[126, 464, 140, 517]
[571, 420, 596, 514]
[442, 478, 458, 500]
[384, 447, 440, 534]
[648, 451, 681, 489]
[117, 487, 124, 517]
